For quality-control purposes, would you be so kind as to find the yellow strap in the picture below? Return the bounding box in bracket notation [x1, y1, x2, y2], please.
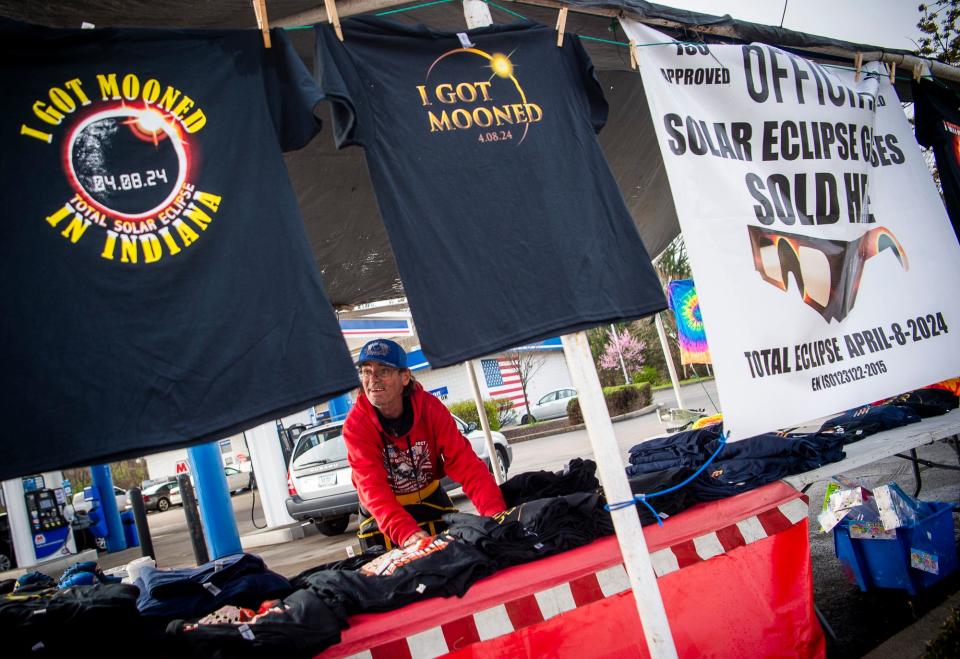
[394, 479, 440, 505]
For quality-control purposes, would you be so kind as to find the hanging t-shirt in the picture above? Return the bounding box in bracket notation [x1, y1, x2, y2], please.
[912, 78, 960, 244]
[315, 17, 666, 367]
[0, 20, 359, 479]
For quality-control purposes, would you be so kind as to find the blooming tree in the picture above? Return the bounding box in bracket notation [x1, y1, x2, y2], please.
[600, 332, 646, 375]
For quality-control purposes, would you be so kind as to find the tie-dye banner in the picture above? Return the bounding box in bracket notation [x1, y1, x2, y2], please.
[668, 279, 711, 365]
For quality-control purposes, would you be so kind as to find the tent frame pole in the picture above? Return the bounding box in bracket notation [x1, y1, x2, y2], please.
[562, 331, 677, 658]
[465, 361, 505, 484]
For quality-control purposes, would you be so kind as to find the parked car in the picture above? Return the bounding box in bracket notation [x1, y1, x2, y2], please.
[141, 480, 181, 513]
[0, 512, 14, 571]
[223, 466, 254, 493]
[71, 486, 130, 515]
[523, 388, 578, 424]
[285, 415, 513, 536]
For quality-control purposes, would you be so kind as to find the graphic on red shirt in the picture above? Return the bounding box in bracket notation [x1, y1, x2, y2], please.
[382, 439, 434, 495]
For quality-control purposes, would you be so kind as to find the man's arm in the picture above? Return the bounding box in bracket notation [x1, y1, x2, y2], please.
[428, 398, 507, 516]
[344, 416, 422, 545]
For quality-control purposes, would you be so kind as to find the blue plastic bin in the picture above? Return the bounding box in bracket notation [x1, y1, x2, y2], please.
[120, 510, 139, 548]
[833, 501, 958, 596]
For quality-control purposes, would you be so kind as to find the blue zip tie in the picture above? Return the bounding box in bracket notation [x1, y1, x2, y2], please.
[606, 430, 730, 526]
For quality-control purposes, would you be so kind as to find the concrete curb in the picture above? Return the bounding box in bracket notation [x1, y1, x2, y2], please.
[240, 521, 319, 550]
[863, 589, 960, 658]
[505, 403, 660, 445]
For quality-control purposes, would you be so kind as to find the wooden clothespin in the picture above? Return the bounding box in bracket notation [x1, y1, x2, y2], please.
[324, 0, 344, 41]
[629, 40, 638, 70]
[556, 7, 568, 48]
[853, 52, 862, 82]
[887, 61, 896, 84]
[252, 0, 271, 48]
[913, 62, 923, 81]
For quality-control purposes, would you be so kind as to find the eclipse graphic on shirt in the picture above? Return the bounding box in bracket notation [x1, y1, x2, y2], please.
[418, 48, 543, 145]
[65, 106, 189, 220]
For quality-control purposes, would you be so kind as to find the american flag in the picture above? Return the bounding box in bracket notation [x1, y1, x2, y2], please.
[480, 358, 528, 412]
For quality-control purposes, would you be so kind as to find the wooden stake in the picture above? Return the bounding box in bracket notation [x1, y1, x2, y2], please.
[888, 61, 896, 84]
[252, 0, 271, 48]
[854, 52, 862, 82]
[914, 62, 923, 81]
[629, 40, 638, 70]
[324, 0, 344, 41]
[556, 6, 568, 47]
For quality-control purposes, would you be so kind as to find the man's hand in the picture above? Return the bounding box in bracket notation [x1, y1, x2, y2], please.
[402, 530, 430, 548]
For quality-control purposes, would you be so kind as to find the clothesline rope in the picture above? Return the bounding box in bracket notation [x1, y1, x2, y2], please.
[605, 430, 729, 526]
[283, 4, 918, 81]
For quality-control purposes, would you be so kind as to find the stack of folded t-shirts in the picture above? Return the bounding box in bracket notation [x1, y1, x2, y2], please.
[499, 457, 600, 506]
[166, 588, 344, 659]
[135, 553, 291, 620]
[300, 535, 496, 619]
[627, 424, 846, 502]
[817, 403, 921, 442]
[445, 491, 614, 568]
[2, 582, 143, 656]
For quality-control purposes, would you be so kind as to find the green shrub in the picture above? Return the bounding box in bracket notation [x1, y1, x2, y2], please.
[447, 399, 501, 431]
[566, 382, 652, 424]
[633, 365, 662, 386]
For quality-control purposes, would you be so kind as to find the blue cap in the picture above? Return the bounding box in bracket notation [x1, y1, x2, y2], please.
[357, 338, 407, 369]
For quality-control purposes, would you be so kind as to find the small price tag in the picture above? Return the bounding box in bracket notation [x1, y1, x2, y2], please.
[345, 545, 356, 558]
[910, 548, 940, 575]
[238, 623, 256, 641]
[416, 583, 426, 594]
[202, 582, 222, 596]
[456, 32, 475, 48]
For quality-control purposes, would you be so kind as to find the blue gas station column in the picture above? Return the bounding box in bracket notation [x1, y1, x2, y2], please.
[90, 464, 126, 552]
[328, 393, 353, 422]
[187, 441, 242, 560]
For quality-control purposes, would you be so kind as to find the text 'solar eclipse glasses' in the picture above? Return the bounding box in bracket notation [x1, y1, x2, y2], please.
[747, 225, 908, 322]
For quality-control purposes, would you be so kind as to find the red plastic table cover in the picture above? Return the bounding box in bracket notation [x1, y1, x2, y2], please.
[316, 480, 824, 659]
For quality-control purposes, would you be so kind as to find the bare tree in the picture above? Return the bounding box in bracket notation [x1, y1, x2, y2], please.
[501, 349, 546, 423]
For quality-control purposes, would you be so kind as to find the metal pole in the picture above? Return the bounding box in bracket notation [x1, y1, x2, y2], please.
[187, 442, 242, 559]
[561, 331, 677, 657]
[90, 464, 126, 552]
[127, 487, 154, 559]
[609, 323, 632, 384]
[655, 313, 685, 409]
[466, 361, 505, 484]
[178, 473, 210, 565]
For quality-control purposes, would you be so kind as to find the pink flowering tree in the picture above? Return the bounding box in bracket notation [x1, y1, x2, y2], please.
[599, 332, 646, 382]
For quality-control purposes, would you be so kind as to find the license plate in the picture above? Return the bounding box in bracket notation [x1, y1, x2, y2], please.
[310, 473, 336, 488]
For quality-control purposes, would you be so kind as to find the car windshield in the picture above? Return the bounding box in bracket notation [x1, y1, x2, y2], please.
[292, 426, 347, 466]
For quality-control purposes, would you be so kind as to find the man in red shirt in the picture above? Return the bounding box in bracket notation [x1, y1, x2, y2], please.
[344, 338, 507, 551]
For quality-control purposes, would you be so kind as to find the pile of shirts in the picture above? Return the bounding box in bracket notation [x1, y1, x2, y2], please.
[135, 553, 291, 620]
[626, 423, 846, 502]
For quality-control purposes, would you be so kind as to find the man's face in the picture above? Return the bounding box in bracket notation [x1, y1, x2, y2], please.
[359, 362, 411, 412]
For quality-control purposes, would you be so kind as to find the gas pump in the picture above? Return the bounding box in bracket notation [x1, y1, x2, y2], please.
[1, 471, 77, 569]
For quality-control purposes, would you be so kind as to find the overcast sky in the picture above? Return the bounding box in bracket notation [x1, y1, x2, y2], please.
[661, 0, 925, 52]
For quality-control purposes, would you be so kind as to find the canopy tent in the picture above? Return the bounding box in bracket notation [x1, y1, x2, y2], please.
[4, 0, 949, 308]
[6, 3, 957, 657]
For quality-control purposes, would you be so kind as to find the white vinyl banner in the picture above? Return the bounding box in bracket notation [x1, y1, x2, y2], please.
[622, 20, 960, 440]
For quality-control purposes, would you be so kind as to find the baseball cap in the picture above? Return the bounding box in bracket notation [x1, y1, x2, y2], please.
[357, 338, 407, 369]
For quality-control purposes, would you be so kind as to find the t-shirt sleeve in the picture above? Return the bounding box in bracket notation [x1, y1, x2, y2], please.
[313, 24, 373, 148]
[565, 35, 609, 134]
[911, 79, 939, 148]
[262, 29, 324, 152]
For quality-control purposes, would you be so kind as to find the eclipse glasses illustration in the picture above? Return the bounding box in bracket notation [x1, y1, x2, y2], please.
[747, 225, 908, 322]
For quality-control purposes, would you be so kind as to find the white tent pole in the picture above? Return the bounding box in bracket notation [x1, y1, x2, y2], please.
[655, 313, 684, 409]
[561, 332, 677, 658]
[459, 0, 504, 486]
[465, 361, 505, 484]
